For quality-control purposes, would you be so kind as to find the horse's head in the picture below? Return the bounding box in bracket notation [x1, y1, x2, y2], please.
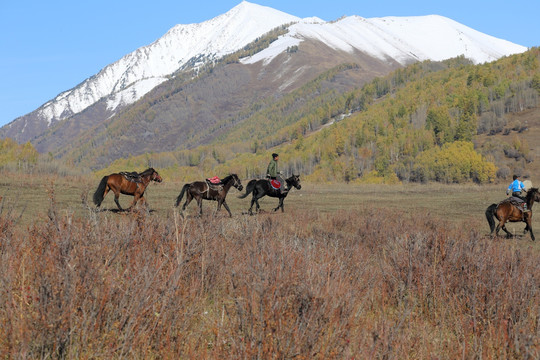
[528, 188, 540, 203]
[288, 174, 301, 190]
[231, 174, 243, 191]
[151, 169, 163, 183]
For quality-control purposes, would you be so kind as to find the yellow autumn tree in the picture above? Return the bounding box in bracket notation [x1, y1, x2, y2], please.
[414, 141, 496, 183]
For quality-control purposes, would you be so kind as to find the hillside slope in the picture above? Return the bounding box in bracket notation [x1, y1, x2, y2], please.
[94, 48, 540, 185]
[55, 40, 399, 168]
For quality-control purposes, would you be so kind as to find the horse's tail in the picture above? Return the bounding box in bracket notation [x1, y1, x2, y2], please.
[93, 176, 109, 206]
[485, 203, 498, 233]
[238, 180, 257, 199]
[175, 184, 190, 207]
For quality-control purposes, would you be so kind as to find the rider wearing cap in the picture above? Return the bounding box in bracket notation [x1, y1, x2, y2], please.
[507, 174, 527, 200]
[267, 153, 285, 194]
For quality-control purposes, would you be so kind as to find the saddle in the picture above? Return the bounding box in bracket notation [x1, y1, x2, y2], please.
[120, 171, 142, 183]
[504, 196, 528, 212]
[206, 177, 223, 191]
[269, 179, 281, 190]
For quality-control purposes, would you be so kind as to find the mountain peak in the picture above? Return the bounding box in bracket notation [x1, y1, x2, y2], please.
[0, 2, 527, 146]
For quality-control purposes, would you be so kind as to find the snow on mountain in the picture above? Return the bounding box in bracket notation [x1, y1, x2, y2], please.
[34, 1, 300, 126]
[8, 1, 528, 132]
[242, 14, 527, 66]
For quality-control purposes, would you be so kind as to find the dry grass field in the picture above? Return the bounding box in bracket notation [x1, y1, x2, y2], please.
[2, 173, 539, 241]
[0, 172, 539, 358]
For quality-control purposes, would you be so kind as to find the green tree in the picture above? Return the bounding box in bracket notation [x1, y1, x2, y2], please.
[454, 111, 477, 141]
[426, 106, 452, 145]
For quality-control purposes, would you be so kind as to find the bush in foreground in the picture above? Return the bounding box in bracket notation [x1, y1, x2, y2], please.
[0, 199, 538, 358]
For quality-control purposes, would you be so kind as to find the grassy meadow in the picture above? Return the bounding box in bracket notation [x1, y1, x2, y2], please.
[0, 172, 539, 358]
[1, 172, 538, 238]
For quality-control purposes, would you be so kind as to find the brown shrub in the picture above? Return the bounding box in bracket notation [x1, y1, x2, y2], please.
[0, 198, 538, 358]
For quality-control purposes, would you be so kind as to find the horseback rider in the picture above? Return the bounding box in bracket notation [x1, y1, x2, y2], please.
[507, 174, 528, 211]
[507, 174, 527, 199]
[266, 153, 285, 194]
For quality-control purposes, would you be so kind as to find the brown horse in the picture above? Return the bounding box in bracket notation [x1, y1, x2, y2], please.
[93, 168, 162, 210]
[174, 174, 243, 217]
[486, 187, 540, 241]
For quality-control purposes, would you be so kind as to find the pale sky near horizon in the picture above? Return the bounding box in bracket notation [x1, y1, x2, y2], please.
[0, 0, 538, 128]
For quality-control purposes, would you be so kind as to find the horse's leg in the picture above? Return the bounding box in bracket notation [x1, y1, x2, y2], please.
[101, 185, 110, 206]
[114, 191, 123, 211]
[106, 184, 123, 211]
[222, 200, 232, 217]
[495, 219, 504, 237]
[498, 218, 513, 238]
[138, 196, 147, 210]
[501, 225, 513, 238]
[216, 199, 222, 213]
[249, 195, 262, 215]
[273, 199, 280, 212]
[182, 192, 192, 212]
[196, 196, 203, 216]
[128, 194, 140, 210]
[255, 196, 262, 212]
[526, 215, 535, 241]
[273, 197, 285, 212]
[248, 195, 256, 215]
[248, 188, 259, 215]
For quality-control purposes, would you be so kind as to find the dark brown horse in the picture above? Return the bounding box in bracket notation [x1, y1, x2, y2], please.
[486, 187, 540, 241]
[239, 174, 301, 215]
[93, 168, 162, 210]
[174, 174, 243, 217]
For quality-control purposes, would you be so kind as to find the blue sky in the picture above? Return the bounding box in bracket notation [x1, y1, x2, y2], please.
[0, 0, 538, 128]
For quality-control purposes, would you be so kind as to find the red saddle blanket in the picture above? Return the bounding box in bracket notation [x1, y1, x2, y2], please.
[270, 179, 281, 190]
[207, 176, 221, 184]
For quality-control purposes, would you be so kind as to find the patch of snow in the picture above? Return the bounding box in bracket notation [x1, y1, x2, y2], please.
[242, 14, 527, 66]
[106, 78, 168, 110]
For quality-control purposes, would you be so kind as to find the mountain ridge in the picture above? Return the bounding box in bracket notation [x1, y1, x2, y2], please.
[0, 1, 528, 158]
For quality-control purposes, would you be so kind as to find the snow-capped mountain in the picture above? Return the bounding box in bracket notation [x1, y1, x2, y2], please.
[0, 1, 527, 146]
[242, 14, 526, 66]
[38, 2, 299, 125]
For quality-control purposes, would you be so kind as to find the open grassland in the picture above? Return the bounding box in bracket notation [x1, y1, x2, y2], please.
[1, 172, 539, 239]
[0, 172, 539, 358]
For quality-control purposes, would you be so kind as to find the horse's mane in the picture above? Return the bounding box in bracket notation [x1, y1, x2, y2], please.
[526, 187, 539, 200]
[139, 168, 156, 176]
[285, 174, 299, 181]
[219, 174, 237, 184]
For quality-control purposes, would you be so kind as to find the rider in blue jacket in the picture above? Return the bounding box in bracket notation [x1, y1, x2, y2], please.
[507, 174, 526, 200]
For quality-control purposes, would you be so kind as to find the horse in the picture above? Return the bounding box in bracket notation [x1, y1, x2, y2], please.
[485, 187, 540, 241]
[174, 174, 243, 217]
[239, 174, 301, 215]
[93, 168, 162, 211]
